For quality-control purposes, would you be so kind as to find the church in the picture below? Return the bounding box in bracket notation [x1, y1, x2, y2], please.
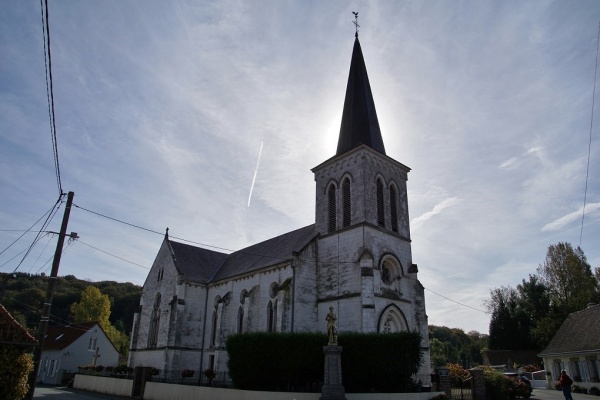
[128, 33, 432, 385]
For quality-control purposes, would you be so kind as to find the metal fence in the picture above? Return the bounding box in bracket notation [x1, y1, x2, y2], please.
[451, 377, 474, 400]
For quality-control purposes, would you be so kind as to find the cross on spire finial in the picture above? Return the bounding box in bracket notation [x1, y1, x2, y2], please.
[352, 11, 360, 38]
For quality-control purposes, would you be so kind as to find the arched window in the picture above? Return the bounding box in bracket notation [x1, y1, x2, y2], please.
[211, 310, 218, 346]
[390, 185, 398, 233]
[238, 306, 244, 334]
[147, 294, 161, 349]
[378, 305, 409, 333]
[376, 179, 385, 227]
[267, 301, 274, 332]
[342, 178, 351, 228]
[328, 184, 337, 233]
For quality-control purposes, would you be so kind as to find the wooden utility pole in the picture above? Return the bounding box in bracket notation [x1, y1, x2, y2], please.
[25, 191, 74, 400]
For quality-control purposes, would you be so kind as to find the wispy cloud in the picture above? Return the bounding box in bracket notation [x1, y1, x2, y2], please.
[542, 202, 600, 232]
[411, 197, 462, 230]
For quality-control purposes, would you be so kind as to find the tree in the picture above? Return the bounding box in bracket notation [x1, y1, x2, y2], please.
[536, 242, 598, 316]
[70, 286, 111, 328]
[485, 286, 534, 350]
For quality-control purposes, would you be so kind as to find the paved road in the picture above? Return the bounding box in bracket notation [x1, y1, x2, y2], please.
[531, 388, 594, 400]
[33, 385, 595, 400]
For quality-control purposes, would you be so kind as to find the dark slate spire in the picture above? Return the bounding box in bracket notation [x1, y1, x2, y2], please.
[336, 37, 386, 156]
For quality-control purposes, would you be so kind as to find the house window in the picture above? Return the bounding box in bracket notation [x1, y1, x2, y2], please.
[579, 361, 590, 382]
[88, 337, 97, 351]
[342, 178, 351, 228]
[48, 360, 56, 377]
[238, 306, 244, 334]
[390, 185, 398, 233]
[376, 179, 385, 227]
[147, 293, 161, 349]
[328, 184, 336, 233]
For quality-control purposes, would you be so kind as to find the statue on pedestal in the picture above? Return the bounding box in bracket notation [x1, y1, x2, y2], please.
[326, 306, 338, 345]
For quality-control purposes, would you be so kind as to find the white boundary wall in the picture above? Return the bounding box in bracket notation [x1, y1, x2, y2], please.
[73, 374, 133, 397]
[73, 375, 442, 400]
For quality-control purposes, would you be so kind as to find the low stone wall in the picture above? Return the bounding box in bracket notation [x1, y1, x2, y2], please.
[73, 375, 443, 400]
[73, 374, 133, 397]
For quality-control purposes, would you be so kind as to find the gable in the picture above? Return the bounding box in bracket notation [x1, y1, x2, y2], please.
[539, 304, 600, 356]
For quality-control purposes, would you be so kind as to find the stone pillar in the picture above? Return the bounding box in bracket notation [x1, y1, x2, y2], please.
[471, 368, 486, 400]
[321, 346, 346, 400]
[437, 367, 451, 398]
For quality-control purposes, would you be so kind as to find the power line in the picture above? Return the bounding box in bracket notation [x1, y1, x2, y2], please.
[39, 0, 62, 195]
[0, 198, 62, 256]
[424, 287, 489, 314]
[580, 20, 599, 247]
[75, 239, 149, 270]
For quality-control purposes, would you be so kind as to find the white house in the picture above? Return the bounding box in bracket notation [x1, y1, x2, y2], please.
[539, 304, 600, 389]
[129, 34, 432, 385]
[38, 321, 119, 385]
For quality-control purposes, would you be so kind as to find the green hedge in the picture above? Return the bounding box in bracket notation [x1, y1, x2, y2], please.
[226, 331, 423, 393]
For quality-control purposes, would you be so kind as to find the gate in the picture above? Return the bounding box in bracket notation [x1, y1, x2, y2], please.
[452, 377, 474, 400]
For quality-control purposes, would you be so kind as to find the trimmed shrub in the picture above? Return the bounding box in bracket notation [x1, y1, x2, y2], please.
[226, 331, 423, 393]
[0, 347, 34, 400]
[588, 386, 600, 396]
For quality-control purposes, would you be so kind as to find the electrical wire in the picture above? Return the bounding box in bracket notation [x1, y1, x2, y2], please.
[580, 20, 599, 247]
[0, 198, 62, 256]
[10, 195, 64, 274]
[75, 239, 149, 270]
[39, 0, 62, 195]
[424, 287, 489, 314]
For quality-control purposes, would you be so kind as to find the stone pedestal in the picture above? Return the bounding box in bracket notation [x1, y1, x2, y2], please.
[321, 346, 346, 400]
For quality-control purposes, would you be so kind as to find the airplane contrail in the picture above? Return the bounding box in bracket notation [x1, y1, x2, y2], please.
[247, 141, 264, 207]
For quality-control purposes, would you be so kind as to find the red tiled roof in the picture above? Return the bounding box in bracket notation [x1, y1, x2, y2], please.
[43, 322, 98, 350]
[0, 303, 37, 346]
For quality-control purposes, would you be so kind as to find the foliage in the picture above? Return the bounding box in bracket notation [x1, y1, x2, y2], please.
[572, 385, 587, 394]
[181, 369, 194, 378]
[0, 272, 141, 334]
[429, 325, 487, 367]
[71, 286, 111, 327]
[0, 347, 34, 400]
[588, 386, 600, 396]
[226, 331, 423, 393]
[446, 363, 470, 385]
[537, 243, 599, 316]
[486, 243, 600, 350]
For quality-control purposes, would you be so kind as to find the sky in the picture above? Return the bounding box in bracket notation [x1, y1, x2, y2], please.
[1, 1, 599, 335]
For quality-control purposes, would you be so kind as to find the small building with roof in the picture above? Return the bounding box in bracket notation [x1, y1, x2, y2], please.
[0, 303, 37, 349]
[128, 33, 432, 385]
[37, 321, 119, 385]
[538, 304, 600, 389]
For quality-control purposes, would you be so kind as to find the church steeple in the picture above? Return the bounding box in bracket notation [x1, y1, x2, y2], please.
[336, 37, 386, 156]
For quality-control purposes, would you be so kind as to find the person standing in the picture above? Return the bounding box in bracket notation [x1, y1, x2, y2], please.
[560, 370, 574, 400]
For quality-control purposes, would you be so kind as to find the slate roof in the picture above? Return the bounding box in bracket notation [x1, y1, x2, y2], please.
[336, 36, 386, 156]
[539, 304, 600, 356]
[43, 321, 98, 350]
[0, 303, 37, 347]
[168, 240, 228, 284]
[210, 224, 317, 282]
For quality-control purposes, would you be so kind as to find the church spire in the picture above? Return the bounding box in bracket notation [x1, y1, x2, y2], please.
[336, 35, 386, 156]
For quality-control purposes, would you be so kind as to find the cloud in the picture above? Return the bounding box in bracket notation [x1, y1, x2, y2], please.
[411, 197, 462, 230]
[542, 202, 600, 231]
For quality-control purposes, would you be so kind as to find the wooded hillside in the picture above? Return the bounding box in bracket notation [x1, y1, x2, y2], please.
[0, 272, 142, 334]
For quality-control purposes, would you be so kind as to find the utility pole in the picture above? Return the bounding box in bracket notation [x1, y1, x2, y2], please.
[25, 191, 74, 400]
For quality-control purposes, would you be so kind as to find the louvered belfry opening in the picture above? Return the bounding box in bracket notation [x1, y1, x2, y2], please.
[377, 179, 385, 227]
[390, 186, 398, 233]
[342, 178, 351, 228]
[328, 185, 337, 232]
